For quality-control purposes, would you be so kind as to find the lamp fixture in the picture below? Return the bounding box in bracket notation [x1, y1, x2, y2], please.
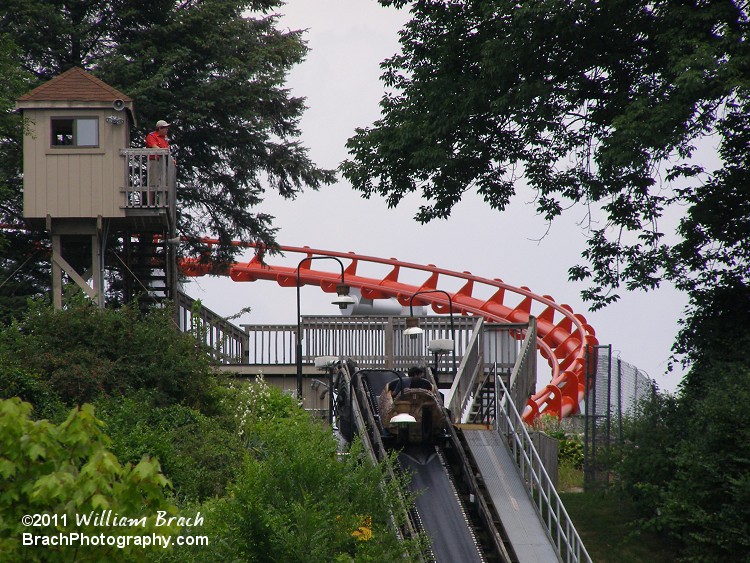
[390, 413, 417, 425]
[314, 355, 339, 369]
[404, 316, 423, 338]
[428, 338, 455, 354]
[296, 255, 352, 400]
[404, 289, 458, 378]
[331, 284, 356, 309]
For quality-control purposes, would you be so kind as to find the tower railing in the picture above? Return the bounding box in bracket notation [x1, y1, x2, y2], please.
[121, 148, 176, 211]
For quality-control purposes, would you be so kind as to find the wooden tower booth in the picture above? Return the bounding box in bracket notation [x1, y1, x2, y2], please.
[16, 67, 177, 308]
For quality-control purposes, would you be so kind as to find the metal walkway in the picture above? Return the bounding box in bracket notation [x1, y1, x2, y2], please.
[464, 429, 560, 562]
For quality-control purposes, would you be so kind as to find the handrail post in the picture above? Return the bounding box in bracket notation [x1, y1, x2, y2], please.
[495, 358, 592, 563]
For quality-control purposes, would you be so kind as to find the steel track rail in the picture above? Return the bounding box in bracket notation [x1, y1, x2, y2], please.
[180, 240, 599, 422]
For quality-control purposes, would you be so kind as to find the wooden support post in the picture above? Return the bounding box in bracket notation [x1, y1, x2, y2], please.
[51, 234, 63, 310]
[385, 317, 394, 369]
[92, 233, 104, 308]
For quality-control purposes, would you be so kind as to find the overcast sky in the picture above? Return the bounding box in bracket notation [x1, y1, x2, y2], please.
[188, 0, 689, 393]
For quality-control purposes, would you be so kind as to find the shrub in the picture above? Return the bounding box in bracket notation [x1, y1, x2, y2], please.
[153, 376, 423, 563]
[0, 398, 179, 562]
[533, 413, 584, 469]
[0, 357, 64, 420]
[96, 390, 244, 502]
[0, 298, 219, 410]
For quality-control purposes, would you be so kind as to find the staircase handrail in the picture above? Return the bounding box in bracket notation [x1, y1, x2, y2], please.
[496, 371, 592, 563]
[175, 290, 247, 364]
[446, 317, 484, 419]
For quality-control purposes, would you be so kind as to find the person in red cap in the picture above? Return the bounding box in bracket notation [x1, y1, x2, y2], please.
[146, 119, 170, 150]
[144, 120, 171, 206]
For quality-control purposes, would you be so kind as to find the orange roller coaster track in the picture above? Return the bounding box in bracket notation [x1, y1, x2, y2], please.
[180, 241, 598, 423]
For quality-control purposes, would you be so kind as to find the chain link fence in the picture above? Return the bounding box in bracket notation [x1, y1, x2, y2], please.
[581, 345, 656, 488]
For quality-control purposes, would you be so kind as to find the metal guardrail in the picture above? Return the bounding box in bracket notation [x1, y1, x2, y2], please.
[496, 373, 591, 563]
[446, 318, 484, 419]
[509, 316, 538, 416]
[446, 319, 527, 422]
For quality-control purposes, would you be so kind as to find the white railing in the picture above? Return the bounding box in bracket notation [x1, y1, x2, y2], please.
[240, 315, 478, 370]
[445, 320, 526, 422]
[446, 317, 484, 418]
[121, 148, 176, 210]
[508, 316, 538, 416]
[496, 373, 592, 563]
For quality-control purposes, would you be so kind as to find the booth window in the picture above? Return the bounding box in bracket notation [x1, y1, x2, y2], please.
[51, 117, 98, 147]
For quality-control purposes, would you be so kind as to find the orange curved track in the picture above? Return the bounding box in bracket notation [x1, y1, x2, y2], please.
[181, 241, 598, 423]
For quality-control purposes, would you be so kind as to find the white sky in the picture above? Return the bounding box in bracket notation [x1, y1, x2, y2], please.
[188, 0, 689, 393]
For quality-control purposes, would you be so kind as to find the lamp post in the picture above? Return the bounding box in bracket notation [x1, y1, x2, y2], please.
[296, 256, 355, 400]
[404, 290, 457, 378]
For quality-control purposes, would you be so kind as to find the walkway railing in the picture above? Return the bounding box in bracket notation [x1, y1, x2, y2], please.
[496, 372, 591, 563]
[241, 315, 478, 372]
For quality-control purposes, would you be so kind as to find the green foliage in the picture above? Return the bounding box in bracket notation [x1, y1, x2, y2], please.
[0, 398, 179, 562]
[0, 298, 219, 409]
[672, 281, 750, 379]
[559, 439, 584, 470]
[226, 373, 305, 437]
[616, 356, 750, 561]
[95, 390, 244, 502]
[617, 391, 680, 525]
[534, 414, 584, 469]
[657, 364, 750, 561]
[156, 376, 422, 563]
[0, 33, 44, 323]
[342, 0, 750, 330]
[0, 356, 64, 420]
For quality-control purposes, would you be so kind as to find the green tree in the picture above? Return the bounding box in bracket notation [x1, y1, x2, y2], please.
[617, 390, 681, 527]
[663, 365, 750, 561]
[0, 398, 180, 562]
[0, 297, 218, 409]
[0, 34, 46, 323]
[95, 390, 245, 502]
[341, 0, 750, 350]
[0, 0, 334, 316]
[617, 357, 750, 561]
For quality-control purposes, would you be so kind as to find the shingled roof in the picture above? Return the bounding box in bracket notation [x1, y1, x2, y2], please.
[18, 67, 132, 103]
